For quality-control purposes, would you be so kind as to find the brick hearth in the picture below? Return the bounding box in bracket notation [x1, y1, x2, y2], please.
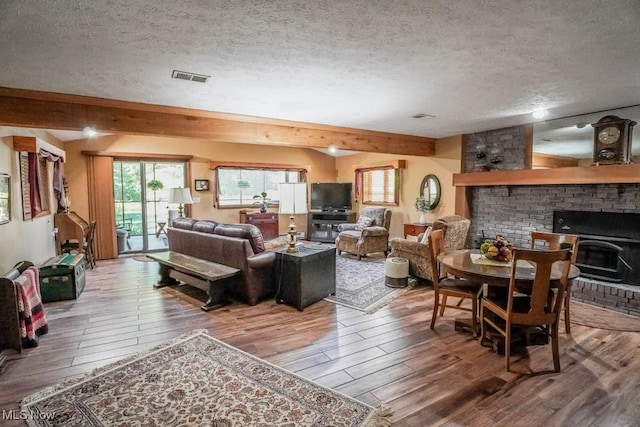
[572, 278, 640, 317]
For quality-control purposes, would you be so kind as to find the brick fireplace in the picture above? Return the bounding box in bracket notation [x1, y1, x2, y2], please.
[463, 126, 640, 316]
[467, 183, 640, 316]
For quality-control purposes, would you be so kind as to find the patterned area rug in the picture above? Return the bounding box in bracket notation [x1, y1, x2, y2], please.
[21, 330, 391, 427]
[325, 254, 415, 313]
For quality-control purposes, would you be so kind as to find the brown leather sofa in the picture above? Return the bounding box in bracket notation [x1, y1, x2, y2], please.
[168, 218, 276, 305]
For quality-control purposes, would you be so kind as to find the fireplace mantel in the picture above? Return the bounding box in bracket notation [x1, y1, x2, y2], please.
[453, 163, 640, 187]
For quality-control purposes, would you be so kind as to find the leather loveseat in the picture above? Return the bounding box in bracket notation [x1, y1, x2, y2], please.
[168, 218, 276, 305]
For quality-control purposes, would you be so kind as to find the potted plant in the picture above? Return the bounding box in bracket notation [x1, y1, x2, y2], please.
[415, 197, 430, 224]
[147, 179, 164, 223]
[253, 191, 270, 213]
[147, 179, 164, 192]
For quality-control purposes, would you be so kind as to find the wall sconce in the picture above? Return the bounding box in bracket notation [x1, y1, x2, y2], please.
[475, 143, 487, 159]
[490, 145, 503, 166]
[472, 143, 490, 172]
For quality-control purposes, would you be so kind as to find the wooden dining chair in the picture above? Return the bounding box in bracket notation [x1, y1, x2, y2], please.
[428, 229, 483, 337]
[84, 220, 97, 269]
[531, 231, 579, 334]
[481, 248, 572, 372]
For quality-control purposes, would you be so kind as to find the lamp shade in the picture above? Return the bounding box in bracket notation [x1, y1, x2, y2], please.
[278, 183, 307, 215]
[168, 187, 194, 205]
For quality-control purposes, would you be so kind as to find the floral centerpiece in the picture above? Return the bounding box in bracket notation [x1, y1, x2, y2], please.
[415, 197, 430, 224]
[480, 235, 514, 262]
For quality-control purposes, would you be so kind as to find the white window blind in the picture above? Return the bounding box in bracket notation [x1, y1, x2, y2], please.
[217, 168, 301, 207]
[362, 168, 397, 205]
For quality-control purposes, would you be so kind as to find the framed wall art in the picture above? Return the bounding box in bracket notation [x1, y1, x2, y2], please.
[195, 179, 209, 191]
[0, 173, 10, 224]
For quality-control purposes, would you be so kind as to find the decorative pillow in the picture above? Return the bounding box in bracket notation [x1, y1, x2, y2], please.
[355, 215, 374, 230]
[419, 226, 433, 244]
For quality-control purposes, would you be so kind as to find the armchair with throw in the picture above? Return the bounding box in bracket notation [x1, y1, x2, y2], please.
[335, 207, 392, 260]
[389, 215, 470, 283]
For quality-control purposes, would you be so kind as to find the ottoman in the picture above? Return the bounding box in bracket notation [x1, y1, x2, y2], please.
[385, 257, 409, 288]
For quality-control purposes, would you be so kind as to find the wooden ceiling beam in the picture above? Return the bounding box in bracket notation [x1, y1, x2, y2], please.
[0, 87, 436, 157]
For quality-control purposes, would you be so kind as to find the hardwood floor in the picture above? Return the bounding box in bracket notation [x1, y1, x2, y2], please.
[2, 257, 639, 426]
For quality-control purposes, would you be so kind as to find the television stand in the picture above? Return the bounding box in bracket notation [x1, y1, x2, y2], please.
[308, 211, 356, 243]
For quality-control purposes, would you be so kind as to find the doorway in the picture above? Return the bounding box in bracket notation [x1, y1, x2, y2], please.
[113, 160, 188, 254]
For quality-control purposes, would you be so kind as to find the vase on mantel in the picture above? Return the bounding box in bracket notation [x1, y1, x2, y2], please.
[419, 211, 427, 224]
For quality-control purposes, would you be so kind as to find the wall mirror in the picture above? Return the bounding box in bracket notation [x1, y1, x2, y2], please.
[419, 174, 441, 210]
[533, 105, 639, 168]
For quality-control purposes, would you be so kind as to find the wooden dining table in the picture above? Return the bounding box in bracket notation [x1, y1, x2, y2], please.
[437, 249, 580, 343]
[437, 249, 581, 289]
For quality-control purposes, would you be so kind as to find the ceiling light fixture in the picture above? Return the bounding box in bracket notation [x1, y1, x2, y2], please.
[532, 109, 548, 119]
[83, 126, 97, 138]
[328, 144, 337, 153]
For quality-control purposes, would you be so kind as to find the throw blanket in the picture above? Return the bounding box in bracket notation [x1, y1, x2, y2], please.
[15, 266, 48, 347]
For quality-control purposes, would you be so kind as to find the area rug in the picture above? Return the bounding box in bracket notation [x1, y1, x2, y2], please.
[132, 255, 155, 262]
[21, 330, 391, 427]
[264, 235, 288, 250]
[570, 301, 640, 332]
[325, 254, 415, 314]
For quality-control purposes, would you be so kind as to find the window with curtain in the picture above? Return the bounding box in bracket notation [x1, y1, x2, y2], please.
[215, 167, 303, 208]
[20, 152, 52, 219]
[361, 167, 398, 205]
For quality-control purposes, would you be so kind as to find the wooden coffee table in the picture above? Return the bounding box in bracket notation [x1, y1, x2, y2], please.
[147, 251, 240, 311]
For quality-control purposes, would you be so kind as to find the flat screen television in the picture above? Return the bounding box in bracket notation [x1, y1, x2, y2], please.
[310, 182, 353, 211]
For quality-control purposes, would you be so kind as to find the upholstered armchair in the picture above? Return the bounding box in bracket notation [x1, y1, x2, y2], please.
[335, 207, 392, 259]
[389, 215, 470, 283]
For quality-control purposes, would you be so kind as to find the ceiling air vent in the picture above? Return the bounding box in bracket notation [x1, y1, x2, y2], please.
[412, 113, 436, 119]
[171, 70, 210, 83]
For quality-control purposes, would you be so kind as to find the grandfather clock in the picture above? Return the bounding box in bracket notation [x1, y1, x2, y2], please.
[592, 115, 636, 165]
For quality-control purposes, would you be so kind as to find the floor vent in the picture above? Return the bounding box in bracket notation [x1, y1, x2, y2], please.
[171, 70, 210, 83]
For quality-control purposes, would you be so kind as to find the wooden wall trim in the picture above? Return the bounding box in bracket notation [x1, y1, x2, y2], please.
[12, 136, 37, 152]
[12, 136, 66, 160]
[352, 159, 407, 170]
[81, 151, 193, 160]
[453, 163, 640, 186]
[532, 153, 580, 169]
[0, 87, 436, 157]
[523, 123, 533, 169]
[209, 161, 308, 170]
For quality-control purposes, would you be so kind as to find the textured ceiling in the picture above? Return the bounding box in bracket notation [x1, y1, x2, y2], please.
[1, 1, 640, 153]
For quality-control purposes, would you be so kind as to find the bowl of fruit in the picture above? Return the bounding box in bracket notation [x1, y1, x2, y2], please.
[480, 235, 514, 262]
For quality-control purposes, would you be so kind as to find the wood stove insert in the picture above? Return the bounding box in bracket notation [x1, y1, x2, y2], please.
[553, 210, 639, 286]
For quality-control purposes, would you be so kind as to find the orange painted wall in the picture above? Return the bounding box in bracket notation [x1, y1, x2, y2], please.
[63, 135, 338, 235]
[335, 136, 462, 238]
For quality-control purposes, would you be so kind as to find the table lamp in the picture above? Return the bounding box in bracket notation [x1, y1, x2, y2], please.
[278, 183, 308, 253]
[168, 187, 193, 218]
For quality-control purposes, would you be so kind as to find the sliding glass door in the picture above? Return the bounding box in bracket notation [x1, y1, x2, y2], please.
[113, 160, 188, 254]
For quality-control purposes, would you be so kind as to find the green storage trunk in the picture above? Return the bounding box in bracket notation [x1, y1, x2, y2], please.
[39, 254, 86, 303]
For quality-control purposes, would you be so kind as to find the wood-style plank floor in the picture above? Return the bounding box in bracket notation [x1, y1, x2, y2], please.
[2, 257, 639, 426]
